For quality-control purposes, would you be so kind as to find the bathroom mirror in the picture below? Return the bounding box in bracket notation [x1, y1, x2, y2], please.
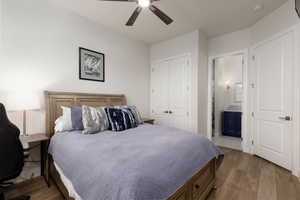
[234, 82, 243, 103]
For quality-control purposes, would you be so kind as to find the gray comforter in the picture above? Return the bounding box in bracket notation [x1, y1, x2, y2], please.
[48, 125, 223, 200]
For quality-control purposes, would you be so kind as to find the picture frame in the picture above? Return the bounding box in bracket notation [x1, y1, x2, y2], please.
[79, 47, 105, 82]
[296, 0, 300, 18]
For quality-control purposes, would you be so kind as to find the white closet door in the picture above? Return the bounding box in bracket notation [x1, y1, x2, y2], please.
[168, 57, 190, 130]
[253, 32, 293, 170]
[151, 55, 191, 131]
[151, 61, 170, 126]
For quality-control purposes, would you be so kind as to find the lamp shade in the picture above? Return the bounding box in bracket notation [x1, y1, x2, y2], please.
[0, 91, 40, 111]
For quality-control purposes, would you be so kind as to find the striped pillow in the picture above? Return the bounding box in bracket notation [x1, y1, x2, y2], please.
[105, 107, 138, 132]
[114, 105, 143, 124]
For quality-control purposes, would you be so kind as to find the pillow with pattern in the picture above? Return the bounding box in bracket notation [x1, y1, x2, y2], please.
[114, 105, 143, 124]
[82, 106, 110, 134]
[105, 107, 138, 132]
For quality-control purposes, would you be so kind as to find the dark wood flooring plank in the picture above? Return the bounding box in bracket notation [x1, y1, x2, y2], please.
[217, 169, 244, 200]
[237, 154, 260, 200]
[292, 176, 300, 200]
[257, 159, 277, 200]
[275, 166, 298, 200]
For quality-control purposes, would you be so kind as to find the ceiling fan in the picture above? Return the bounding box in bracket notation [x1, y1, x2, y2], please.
[98, 0, 174, 26]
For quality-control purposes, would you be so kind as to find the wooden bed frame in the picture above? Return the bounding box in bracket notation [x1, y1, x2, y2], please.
[45, 91, 216, 200]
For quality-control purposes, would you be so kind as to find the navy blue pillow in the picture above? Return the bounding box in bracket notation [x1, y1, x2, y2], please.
[105, 107, 138, 132]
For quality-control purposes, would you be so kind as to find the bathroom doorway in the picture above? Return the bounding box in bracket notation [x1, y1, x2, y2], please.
[208, 51, 247, 151]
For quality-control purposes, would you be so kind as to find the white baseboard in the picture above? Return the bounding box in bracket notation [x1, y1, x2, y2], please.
[242, 144, 251, 154]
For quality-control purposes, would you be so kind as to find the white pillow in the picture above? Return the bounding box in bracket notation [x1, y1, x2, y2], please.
[54, 116, 72, 133]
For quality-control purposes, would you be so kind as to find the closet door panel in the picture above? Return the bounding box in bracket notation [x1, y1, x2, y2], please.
[151, 55, 191, 131]
[151, 62, 170, 123]
[168, 57, 189, 130]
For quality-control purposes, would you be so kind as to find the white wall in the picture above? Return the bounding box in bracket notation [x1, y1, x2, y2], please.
[150, 30, 206, 133]
[198, 32, 208, 134]
[209, 0, 299, 57]
[208, 28, 251, 56]
[251, 0, 299, 44]
[0, 0, 150, 134]
[297, 24, 300, 177]
[0, 0, 2, 48]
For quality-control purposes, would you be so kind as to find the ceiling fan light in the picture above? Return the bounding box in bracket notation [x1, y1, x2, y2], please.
[138, 0, 150, 8]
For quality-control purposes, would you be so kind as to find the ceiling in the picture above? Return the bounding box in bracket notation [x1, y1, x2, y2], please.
[51, 0, 288, 44]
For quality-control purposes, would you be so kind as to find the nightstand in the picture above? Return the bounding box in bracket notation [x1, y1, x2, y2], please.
[20, 134, 50, 186]
[142, 118, 155, 125]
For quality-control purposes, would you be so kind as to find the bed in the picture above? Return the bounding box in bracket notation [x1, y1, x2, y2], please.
[45, 91, 223, 200]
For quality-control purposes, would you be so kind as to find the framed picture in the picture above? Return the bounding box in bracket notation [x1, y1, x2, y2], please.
[79, 47, 105, 82]
[296, 0, 300, 18]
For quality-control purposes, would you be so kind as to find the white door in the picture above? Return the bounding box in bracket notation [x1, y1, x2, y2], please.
[151, 55, 191, 131]
[168, 57, 190, 130]
[151, 61, 170, 126]
[253, 32, 293, 170]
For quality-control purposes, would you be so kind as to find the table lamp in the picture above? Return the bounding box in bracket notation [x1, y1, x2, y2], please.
[2, 91, 40, 136]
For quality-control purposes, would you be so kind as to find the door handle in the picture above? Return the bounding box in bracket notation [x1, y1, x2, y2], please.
[278, 116, 292, 121]
[163, 111, 169, 114]
[169, 111, 173, 114]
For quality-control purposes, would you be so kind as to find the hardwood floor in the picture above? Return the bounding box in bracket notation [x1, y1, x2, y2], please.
[208, 148, 300, 200]
[5, 177, 63, 200]
[5, 148, 300, 200]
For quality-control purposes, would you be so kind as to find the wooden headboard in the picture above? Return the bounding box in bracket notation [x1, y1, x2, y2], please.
[45, 91, 126, 137]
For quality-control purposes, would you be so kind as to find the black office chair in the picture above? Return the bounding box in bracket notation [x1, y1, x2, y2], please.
[0, 103, 30, 200]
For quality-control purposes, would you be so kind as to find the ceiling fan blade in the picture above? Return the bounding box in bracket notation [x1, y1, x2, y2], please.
[98, 0, 160, 1]
[126, 7, 142, 26]
[149, 5, 173, 25]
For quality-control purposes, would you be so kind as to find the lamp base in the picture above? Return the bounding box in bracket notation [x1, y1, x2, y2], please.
[22, 110, 27, 137]
[22, 133, 29, 137]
